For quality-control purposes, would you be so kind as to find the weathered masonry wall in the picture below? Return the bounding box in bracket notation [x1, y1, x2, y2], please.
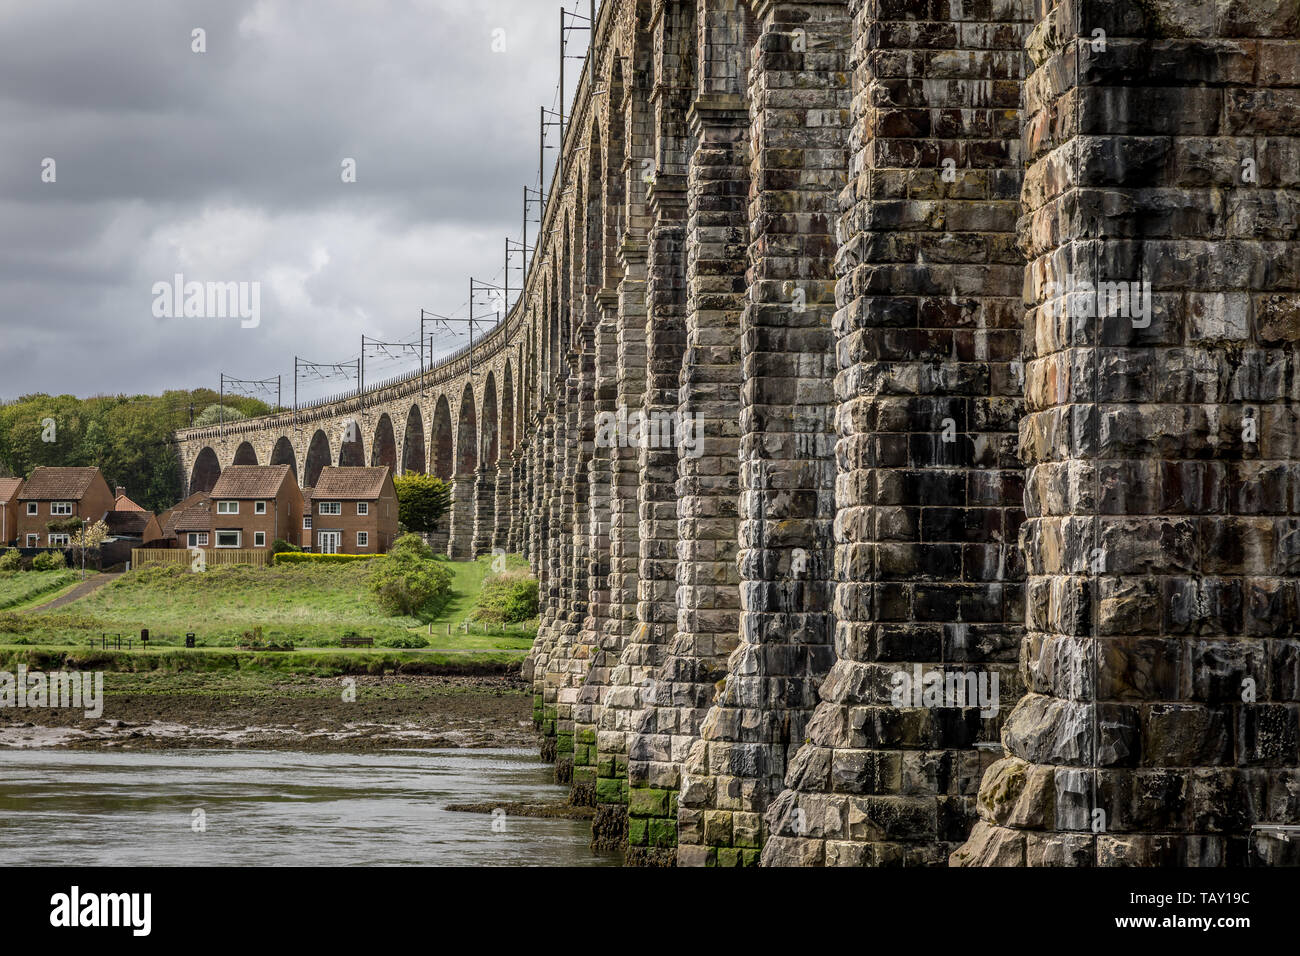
[175, 0, 1300, 866]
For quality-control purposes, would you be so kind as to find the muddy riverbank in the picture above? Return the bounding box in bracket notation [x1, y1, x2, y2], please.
[0, 673, 535, 751]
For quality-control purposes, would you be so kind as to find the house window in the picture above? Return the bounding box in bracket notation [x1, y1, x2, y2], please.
[255, 501, 267, 515]
[254, 532, 266, 548]
[217, 501, 239, 515]
[48, 534, 70, 546]
[356, 532, 369, 548]
[50, 501, 73, 516]
[303, 516, 312, 530]
[357, 502, 368, 515]
[26, 502, 37, 516]
[319, 502, 341, 516]
[187, 532, 209, 548]
[25, 534, 38, 547]
[215, 530, 241, 548]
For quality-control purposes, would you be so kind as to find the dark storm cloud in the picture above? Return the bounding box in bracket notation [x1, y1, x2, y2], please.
[0, 0, 566, 400]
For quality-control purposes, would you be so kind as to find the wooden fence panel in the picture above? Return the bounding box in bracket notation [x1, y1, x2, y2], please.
[131, 548, 269, 568]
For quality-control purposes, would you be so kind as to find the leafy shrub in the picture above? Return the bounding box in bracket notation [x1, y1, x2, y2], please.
[470, 571, 539, 624]
[367, 545, 454, 618]
[387, 533, 434, 561]
[272, 539, 302, 555]
[379, 633, 429, 649]
[32, 551, 67, 571]
[0, 549, 21, 572]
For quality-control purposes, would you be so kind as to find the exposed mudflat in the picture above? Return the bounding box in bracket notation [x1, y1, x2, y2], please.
[0, 674, 535, 752]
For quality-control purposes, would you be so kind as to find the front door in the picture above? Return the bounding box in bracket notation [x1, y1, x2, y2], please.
[318, 531, 341, 554]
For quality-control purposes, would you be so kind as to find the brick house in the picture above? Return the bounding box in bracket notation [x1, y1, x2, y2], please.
[307, 466, 398, 554]
[205, 465, 303, 551]
[15, 467, 115, 549]
[0, 478, 22, 547]
[143, 491, 212, 549]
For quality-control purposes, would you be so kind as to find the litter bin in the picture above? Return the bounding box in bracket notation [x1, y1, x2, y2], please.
[185, 633, 196, 649]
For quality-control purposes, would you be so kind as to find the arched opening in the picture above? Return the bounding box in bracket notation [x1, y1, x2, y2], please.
[481, 373, 499, 468]
[501, 361, 515, 457]
[402, 405, 426, 474]
[605, 57, 627, 291]
[371, 413, 397, 471]
[233, 442, 258, 466]
[456, 383, 477, 476]
[189, 447, 221, 494]
[431, 396, 454, 480]
[304, 430, 331, 488]
[586, 122, 603, 289]
[270, 436, 298, 482]
[338, 420, 365, 467]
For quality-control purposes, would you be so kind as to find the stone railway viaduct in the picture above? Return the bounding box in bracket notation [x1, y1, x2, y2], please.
[174, 0, 1300, 866]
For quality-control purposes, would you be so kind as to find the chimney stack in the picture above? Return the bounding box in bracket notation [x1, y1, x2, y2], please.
[116, 486, 126, 499]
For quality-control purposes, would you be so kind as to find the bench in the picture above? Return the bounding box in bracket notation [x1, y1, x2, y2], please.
[340, 636, 374, 648]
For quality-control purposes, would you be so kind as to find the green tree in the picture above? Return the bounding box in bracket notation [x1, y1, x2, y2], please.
[394, 472, 452, 535]
[0, 388, 262, 514]
[192, 404, 247, 427]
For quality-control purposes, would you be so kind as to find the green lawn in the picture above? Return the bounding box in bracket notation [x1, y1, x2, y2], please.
[0, 570, 84, 611]
[0, 554, 537, 651]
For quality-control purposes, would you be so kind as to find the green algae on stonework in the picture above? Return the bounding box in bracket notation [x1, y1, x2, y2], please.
[595, 777, 626, 804]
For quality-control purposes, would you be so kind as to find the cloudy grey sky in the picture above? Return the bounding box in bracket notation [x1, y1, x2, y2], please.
[0, 0, 574, 402]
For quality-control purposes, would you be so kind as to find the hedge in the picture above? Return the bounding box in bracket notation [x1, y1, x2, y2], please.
[272, 552, 380, 565]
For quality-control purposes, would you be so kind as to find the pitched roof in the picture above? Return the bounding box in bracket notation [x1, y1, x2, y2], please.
[18, 467, 104, 500]
[0, 478, 22, 503]
[105, 509, 153, 536]
[114, 492, 146, 512]
[209, 464, 293, 500]
[159, 492, 213, 535]
[312, 466, 391, 500]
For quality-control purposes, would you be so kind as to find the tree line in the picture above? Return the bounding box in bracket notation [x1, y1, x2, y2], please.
[0, 390, 273, 514]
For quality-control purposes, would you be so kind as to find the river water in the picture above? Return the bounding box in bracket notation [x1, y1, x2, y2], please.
[0, 748, 619, 866]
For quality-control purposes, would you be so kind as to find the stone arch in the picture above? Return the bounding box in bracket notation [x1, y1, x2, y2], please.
[270, 436, 297, 482]
[560, 221, 572, 358]
[501, 360, 515, 456]
[455, 383, 477, 476]
[371, 413, 397, 470]
[547, 272, 559, 387]
[338, 419, 365, 467]
[481, 372, 500, 468]
[304, 429, 331, 488]
[233, 441, 258, 466]
[401, 404, 426, 475]
[586, 121, 604, 289]
[603, 56, 627, 290]
[431, 395, 454, 480]
[190, 447, 221, 494]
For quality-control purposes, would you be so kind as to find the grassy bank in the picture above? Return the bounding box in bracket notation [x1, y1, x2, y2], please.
[0, 554, 537, 651]
[0, 643, 526, 678]
[0, 571, 85, 611]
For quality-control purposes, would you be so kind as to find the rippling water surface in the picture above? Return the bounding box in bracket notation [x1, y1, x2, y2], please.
[0, 748, 619, 866]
